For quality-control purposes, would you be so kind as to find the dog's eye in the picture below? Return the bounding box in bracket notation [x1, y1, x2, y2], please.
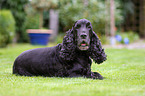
[86, 22, 91, 28]
[87, 26, 91, 29]
[76, 24, 81, 29]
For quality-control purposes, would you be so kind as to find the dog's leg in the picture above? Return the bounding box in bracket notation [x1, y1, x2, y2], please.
[68, 73, 82, 77]
[16, 68, 33, 76]
[91, 72, 103, 80]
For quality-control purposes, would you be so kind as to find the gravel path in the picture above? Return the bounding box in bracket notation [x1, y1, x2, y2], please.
[103, 40, 145, 49]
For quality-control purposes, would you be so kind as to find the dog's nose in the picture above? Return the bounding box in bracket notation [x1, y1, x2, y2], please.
[81, 33, 87, 39]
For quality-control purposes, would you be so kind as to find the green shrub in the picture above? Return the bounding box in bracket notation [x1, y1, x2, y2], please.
[25, 14, 39, 29]
[117, 31, 139, 44]
[24, 4, 40, 30]
[1, 0, 29, 42]
[100, 35, 110, 44]
[55, 33, 65, 44]
[0, 10, 15, 47]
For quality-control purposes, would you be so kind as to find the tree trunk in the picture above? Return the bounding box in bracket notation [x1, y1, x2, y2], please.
[39, 9, 43, 29]
[105, 0, 110, 37]
[110, 0, 115, 37]
[49, 9, 59, 42]
[139, 0, 145, 38]
[83, 0, 88, 6]
[110, 0, 116, 45]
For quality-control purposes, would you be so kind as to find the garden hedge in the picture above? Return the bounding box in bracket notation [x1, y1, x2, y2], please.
[0, 10, 15, 47]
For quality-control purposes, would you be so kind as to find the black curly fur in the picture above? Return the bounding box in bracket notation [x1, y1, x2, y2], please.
[89, 31, 107, 64]
[60, 20, 106, 64]
[13, 19, 107, 79]
[59, 29, 77, 61]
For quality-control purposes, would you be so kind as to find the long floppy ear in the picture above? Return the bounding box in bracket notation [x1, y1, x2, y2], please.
[59, 29, 76, 61]
[73, 20, 78, 27]
[89, 31, 107, 64]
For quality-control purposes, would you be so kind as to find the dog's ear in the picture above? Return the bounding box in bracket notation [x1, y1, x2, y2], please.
[73, 20, 78, 28]
[89, 31, 107, 64]
[59, 29, 76, 61]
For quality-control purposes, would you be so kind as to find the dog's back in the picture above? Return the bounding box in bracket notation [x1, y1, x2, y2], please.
[13, 44, 62, 76]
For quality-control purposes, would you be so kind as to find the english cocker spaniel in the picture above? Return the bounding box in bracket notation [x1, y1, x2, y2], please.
[13, 19, 107, 79]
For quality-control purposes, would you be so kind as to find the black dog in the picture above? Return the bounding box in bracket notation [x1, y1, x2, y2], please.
[13, 19, 107, 79]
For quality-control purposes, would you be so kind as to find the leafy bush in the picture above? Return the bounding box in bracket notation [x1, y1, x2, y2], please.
[100, 35, 110, 44]
[55, 33, 65, 44]
[25, 14, 40, 29]
[24, 4, 40, 30]
[116, 31, 139, 44]
[1, 0, 29, 42]
[0, 10, 15, 47]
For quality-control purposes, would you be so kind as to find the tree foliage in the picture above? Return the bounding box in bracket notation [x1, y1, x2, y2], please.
[116, 0, 134, 25]
[1, 0, 29, 42]
[30, 0, 59, 11]
[59, 0, 123, 35]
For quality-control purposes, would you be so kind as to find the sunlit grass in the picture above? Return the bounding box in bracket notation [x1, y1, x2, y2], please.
[0, 43, 145, 96]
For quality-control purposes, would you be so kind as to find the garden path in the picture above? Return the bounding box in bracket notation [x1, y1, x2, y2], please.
[103, 40, 145, 49]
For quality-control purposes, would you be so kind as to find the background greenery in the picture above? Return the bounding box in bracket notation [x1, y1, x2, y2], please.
[0, 10, 15, 47]
[116, 31, 139, 44]
[0, 0, 136, 46]
[24, 5, 40, 29]
[0, 44, 145, 96]
[1, 0, 29, 42]
[59, 0, 123, 35]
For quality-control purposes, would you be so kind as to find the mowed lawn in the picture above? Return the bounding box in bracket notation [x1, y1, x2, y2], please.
[0, 44, 145, 96]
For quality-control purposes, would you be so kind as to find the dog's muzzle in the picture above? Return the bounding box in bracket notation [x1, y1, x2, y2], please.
[79, 41, 89, 50]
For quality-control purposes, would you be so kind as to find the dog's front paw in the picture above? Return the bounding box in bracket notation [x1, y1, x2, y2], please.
[91, 72, 103, 80]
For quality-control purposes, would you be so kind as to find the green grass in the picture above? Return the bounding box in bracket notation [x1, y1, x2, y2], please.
[0, 43, 145, 96]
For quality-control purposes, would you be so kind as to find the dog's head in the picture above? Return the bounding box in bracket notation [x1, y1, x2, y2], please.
[73, 19, 92, 51]
[60, 19, 107, 64]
